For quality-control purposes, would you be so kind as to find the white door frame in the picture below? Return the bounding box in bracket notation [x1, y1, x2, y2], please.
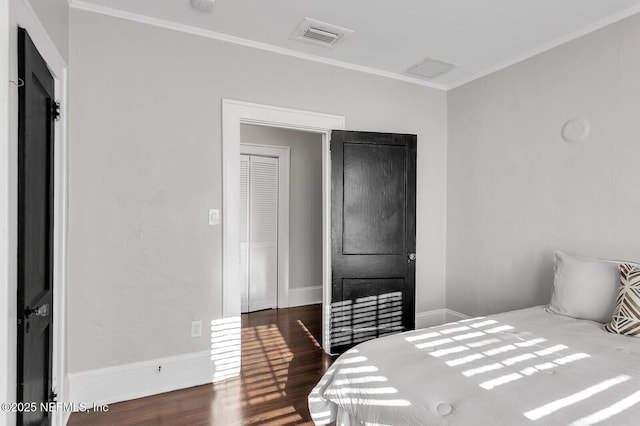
[240, 143, 290, 310]
[2, 1, 68, 426]
[222, 99, 345, 353]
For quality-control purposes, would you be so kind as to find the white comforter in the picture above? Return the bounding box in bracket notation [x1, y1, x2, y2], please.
[309, 307, 640, 426]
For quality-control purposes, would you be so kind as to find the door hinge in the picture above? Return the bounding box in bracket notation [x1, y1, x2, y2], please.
[329, 141, 332, 151]
[51, 100, 61, 121]
[49, 389, 57, 403]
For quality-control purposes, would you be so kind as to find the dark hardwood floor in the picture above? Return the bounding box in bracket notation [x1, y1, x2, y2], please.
[68, 304, 335, 425]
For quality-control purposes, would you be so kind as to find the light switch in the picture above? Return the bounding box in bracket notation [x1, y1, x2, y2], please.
[208, 209, 220, 225]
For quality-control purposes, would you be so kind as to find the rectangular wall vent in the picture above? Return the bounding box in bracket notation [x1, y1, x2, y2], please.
[291, 18, 354, 48]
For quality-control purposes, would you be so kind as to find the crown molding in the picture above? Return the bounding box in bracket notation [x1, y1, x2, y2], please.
[67, 0, 447, 91]
[68, 1, 640, 91]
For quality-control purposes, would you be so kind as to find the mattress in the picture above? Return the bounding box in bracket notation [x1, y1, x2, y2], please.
[308, 306, 640, 426]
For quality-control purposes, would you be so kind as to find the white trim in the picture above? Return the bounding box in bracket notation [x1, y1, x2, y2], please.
[54, 66, 69, 416]
[12, 0, 65, 70]
[445, 308, 471, 322]
[288, 286, 323, 308]
[67, 351, 213, 408]
[67, 0, 447, 91]
[67, 0, 640, 91]
[222, 99, 344, 356]
[4, 2, 68, 426]
[448, 4, 640, 89]
[415, 308, 471, 329]
[0, 1, 11, 425]
[320, 129, 333, 353]
[415, 309, 448, 329]
[240, 143, 291, 309]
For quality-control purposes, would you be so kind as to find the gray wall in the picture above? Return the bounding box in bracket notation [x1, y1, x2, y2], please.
[28, 0, 68, 61]
[241, 124, 322, 291]
[447, 13, 640, 317]
[67, 9, 448, 373]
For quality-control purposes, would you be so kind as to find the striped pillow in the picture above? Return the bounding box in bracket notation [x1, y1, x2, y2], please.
[604, 263, 640, 336]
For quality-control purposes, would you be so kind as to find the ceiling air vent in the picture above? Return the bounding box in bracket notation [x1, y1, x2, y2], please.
[304, 27, 341, 45]
[405, 57, 456, 80]
[291, 18, 354, 48]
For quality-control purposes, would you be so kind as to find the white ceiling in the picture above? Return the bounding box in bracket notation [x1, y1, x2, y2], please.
[68, 0, 640, 90]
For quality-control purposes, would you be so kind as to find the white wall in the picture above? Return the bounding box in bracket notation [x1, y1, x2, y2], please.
[28, 0, 68, 61]
[447, 13, 640, 317]
[241, 124, 322, 291]
[67, 9, 448, 373]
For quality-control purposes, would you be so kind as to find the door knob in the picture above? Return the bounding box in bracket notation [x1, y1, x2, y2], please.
[25, 304, 49, 318]
[408, 252, 416, 263]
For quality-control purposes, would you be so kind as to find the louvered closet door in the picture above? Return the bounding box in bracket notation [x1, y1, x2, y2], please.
[239, 154, 279, 313]
[240, 155, 250, 313]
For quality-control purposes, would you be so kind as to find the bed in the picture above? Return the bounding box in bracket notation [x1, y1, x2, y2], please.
[309, 253, 640, 425]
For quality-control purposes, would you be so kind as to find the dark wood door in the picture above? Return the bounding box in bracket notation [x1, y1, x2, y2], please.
[17, 27, 56, 426]
[330, 131, 416, 353]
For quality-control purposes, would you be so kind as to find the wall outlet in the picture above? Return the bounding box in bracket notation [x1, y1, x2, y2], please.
[191, 321, 202, 337]
[208, 209, 220, 225]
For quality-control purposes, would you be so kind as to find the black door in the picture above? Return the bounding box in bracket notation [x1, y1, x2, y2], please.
[17, 27, 56, 426]
[330, 131, 416, 353]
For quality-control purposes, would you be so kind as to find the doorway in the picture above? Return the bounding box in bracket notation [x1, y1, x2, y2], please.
[240, 125, 324, 313]
[222, 100, 345, 352]
[4, 4, 68, 425]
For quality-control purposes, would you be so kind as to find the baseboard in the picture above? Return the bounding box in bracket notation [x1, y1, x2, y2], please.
[288, 285, 322, 307]
[57, 375, 72, 426]
[415, 308, 471, 329]
[445, 308, 472, 322]
[67, 350, 214, 408]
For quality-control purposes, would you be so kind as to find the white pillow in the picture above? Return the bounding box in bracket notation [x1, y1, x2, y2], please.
[546, 251, 620, 323]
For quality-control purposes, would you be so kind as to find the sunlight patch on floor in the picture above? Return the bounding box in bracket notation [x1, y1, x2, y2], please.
[210, 317, 241, 381]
